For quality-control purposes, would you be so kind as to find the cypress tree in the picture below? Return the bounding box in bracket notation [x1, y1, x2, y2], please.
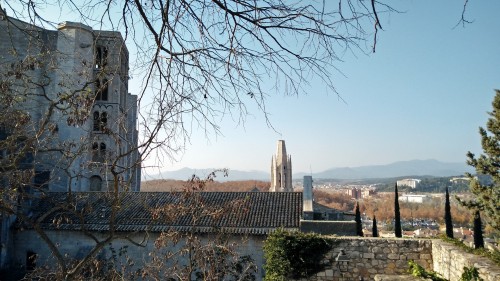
[394, 183, 402, 238]
[445, 186, 454, 238]
[473, 210, 484, 249]
[355, 201, 363, 236]
[372, 215, 379, 237]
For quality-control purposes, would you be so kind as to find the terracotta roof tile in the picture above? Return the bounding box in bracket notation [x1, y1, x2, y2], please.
[26, 191, 303, 235]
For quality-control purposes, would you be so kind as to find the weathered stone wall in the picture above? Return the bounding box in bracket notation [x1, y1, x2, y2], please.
[432, 240, 500, 281]
[296, 238, 500, 281]
[11, 229, 267, 280]
[9, 230, 500, 281]
[295, 237, 433, 281]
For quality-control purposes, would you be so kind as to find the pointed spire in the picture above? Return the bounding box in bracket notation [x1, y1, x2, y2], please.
[270, 140, 292, 192]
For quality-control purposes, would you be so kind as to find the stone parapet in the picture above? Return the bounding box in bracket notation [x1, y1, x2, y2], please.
[432, 240, 500, 281]
[293, 237, 433, 281]
[374, 275, 431, 281]
[291, 238, 500, 281]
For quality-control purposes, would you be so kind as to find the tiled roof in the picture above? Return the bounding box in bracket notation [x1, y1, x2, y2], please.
[26, 191, 303, 235]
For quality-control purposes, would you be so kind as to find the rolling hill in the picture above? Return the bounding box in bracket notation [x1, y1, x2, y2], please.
[143, 159, 472, 181]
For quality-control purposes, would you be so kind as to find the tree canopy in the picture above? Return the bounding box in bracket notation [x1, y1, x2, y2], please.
[463, 89, 500, 232]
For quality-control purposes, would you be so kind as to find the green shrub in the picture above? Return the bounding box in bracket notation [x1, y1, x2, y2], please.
[263, 229, 333, 281]
[460, 266, 483, 281]
[408, 260, 447, 281]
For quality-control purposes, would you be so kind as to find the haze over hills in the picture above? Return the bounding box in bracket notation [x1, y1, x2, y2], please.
[144, 159, 473, 181]
[298, 159, 473, 179]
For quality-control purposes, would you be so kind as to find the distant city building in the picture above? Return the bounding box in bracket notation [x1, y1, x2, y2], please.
[450, 177, 470, 184]
[397, 178, 421, 189]
[343, 188, 362, 199]
[399, 194, 430, 204]
[341, 187, 375, 199]
[270, 140, 293, 192]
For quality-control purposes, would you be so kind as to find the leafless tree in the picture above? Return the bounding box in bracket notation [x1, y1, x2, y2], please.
[0, 0, 395, 279]
[3, 0, 394, 165]
[144, 172, 256, 281]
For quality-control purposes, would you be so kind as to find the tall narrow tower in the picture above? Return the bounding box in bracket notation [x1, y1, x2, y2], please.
[270, 140, 293, 192]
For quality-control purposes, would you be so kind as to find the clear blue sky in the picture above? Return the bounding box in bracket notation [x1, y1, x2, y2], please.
[7, 1, 500, 175]
[153, 1, 500, 174]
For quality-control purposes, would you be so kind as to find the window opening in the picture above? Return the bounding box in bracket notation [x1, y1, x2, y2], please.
[95, 79, 108, 101]
[99, 142, 106, 162]
[92, 142, 98, 161]
[95, 46, 108, 69]
[92, 142, 106, 162]
[26, 251, 37, 271]
[90, 175, 103, 191]
[101, 112, 107, 130]
[93, 111, 100, 131]
[93, 112, 107, 131]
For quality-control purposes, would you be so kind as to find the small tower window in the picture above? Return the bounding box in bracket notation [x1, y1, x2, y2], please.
[95, 46, 108, 69]
[26, 251, 37, 271]
[101, 112, 107, 129]
[92, 142, 106, 162]
[95, 79, 108, 101]
[93, 111, 107, 131]
[100, 142, 106, 161]
[92, 142, 98, 161]
[93, 112, 100, 131]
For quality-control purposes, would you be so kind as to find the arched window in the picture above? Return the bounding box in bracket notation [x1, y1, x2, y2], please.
[92, 142, 98, 161]
[95, 79, 108, 101]
[101, 112, 107, 129]
[99, 142, 106, 162]
[95, 46, 108, 69]
[92, 142, 106, 162]
[93, 111, 100, 131]
[89, 175, 102, 191]
[93, 111, 107, 131]
[26, 251, 37, 271]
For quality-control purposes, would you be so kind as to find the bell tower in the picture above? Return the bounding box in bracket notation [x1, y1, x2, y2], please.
[270, 140, 293, 192]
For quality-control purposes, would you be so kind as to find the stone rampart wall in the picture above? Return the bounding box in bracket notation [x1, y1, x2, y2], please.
[432, 240, 500, 281]
[295, 238, 500, 281]
[295, 237, 433, 281]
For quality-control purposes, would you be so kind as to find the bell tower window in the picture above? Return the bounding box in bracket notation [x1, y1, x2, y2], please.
[95, 79, 108, 101]
[95, 46, 108, 69]
[92, 142, 107, 162]
[93, 111, 107, 131]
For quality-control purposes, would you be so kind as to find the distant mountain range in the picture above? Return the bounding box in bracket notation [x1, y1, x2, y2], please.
[296, 159, 473, 179]
[144, 159, 473, 181]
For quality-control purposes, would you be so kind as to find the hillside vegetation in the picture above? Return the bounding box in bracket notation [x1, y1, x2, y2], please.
[141, 179, 271, 192]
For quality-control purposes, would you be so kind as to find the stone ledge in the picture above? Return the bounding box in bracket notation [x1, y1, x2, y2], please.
[374, 274, 431, 281]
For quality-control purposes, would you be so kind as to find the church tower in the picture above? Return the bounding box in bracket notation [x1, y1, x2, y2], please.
[270, 140, 293, 192]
